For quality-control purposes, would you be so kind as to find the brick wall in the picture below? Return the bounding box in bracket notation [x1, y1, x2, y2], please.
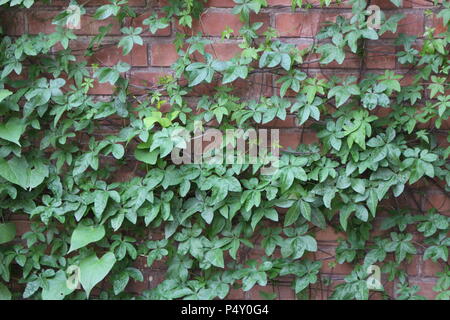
[1, 0, 449, 299]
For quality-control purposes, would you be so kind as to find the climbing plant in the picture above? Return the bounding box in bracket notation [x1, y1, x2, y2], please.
[0, 0, 449, 300]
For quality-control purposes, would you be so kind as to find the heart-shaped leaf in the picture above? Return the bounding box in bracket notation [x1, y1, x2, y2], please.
[41, 270, 74, 300]
[0, 117, 26, 146]
[69, 224, 105, 253]
[79, 252, 116, 297]
[0, 222, 16, 244]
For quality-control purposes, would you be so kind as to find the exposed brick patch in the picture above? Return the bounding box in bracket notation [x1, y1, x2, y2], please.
[0, 11, 26, 35]
[365, 43, 397, 69]
[151, 43, 178, 66]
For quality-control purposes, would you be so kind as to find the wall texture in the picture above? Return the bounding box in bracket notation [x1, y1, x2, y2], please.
[1, 0, 449, 299]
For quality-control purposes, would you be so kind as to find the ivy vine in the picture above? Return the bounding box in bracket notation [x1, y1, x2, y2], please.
[0, 0, 449, 300]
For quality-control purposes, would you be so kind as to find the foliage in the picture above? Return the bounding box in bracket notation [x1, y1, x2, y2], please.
[0, 0, 449, 300]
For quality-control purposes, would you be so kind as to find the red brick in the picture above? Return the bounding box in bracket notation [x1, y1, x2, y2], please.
[206, 43, 242, 61]
[313, 247, 354, 274]
[277, 285, 296, 299]
[88, 79, 115, 95]
[431, 16, 447, 36]
[28, 11, 121, 35]
[12, 220, 31, 237]
[382, 13, 424, 38]
[0, 11, 26, 36]
[88, 0, 146, 5]
[226, 288, 245, 299]
[365, 44, 396, 69]
[267, 0, 291, 5]
[187, 73, 273, 97]
[246, 284, 277, 299]
[269, 0, 352, 7]
[422, 259, 444, 277]
[35, 0, 146, 5]
[370, 279, 395, 300]
[371, 0, 412, 8]
[275, 13, 321, 37]
[129, 71, 170, 94]
[399, 73, 415, 86]
[78, 15, 122, 35]
[422, 191, 450, 215]
[91, 43, 148, 67]
[276, 12, 354, 37]
[408, 280, 437, 299]
[206, 0, 236, 7]
[233, 73, 274, 98]
[185, 12, 269, 36]
[260, 115, 297, 128]
[406, 255, 421, 276]
[410, 0, 439, 7]
[315, 226, 347, 242]
[151, 43, 179, 66]
[279, 130, 318, 149]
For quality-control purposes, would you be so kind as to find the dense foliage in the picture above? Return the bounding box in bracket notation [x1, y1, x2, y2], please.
[0, 0, 449, 300]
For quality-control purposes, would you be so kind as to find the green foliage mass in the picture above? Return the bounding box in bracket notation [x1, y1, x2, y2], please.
[0, 0, 449, 300]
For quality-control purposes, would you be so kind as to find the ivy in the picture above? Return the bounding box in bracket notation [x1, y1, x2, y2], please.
[0, 0, 448, 301]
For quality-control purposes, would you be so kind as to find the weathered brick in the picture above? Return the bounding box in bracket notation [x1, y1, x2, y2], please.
[0, 11, 26, 35]
[422, 191, 450, 215]
[129, 71, 170, 94]
[206, 0, 236, 7]
[371, 0, 412, 8]
[275, 12, 321, 37]
[91, 43, 148, 67]
[11, 220, 31, 237]
[260, 115, 297, 128]
[315, 226, 347, 242]
[381, 13, 425, 38]
[185, 12, 270, 36]
[365, 44, 396, 69]
[151, 43, 178, 66]
[421, 258, 444, 277]
[206, 42, 243, 61]
[279, 130, 318, 149]
[408, 280, 437, 299]
[313, 247, 354, 274]
[88, 79, 115, 95]
[431, 16, 447, 36]
[28, 11, 121, 35]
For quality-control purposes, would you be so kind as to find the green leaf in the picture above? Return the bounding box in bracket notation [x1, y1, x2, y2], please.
[0, 222, 16, 244]
[0, 117, 26, 146]
[0, 157, 48, 190]
[205, 248, 224, 268]
[299, 200, 311, 221]
[0, 89, 12, 103]
[285, 202, 300, 227]
[339, 205, 355, 231]
[113, 271, 129, 295]
[41, 270, 74, 300]
[0, 283, 11, 300]
[69, 224, 105, 253]
[112, 144, 125, 159]
[79, 252, 116, 297]
[389, 0, 402, 7]
[367, 189, 378, 216]
[94, 191, 109, 218]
